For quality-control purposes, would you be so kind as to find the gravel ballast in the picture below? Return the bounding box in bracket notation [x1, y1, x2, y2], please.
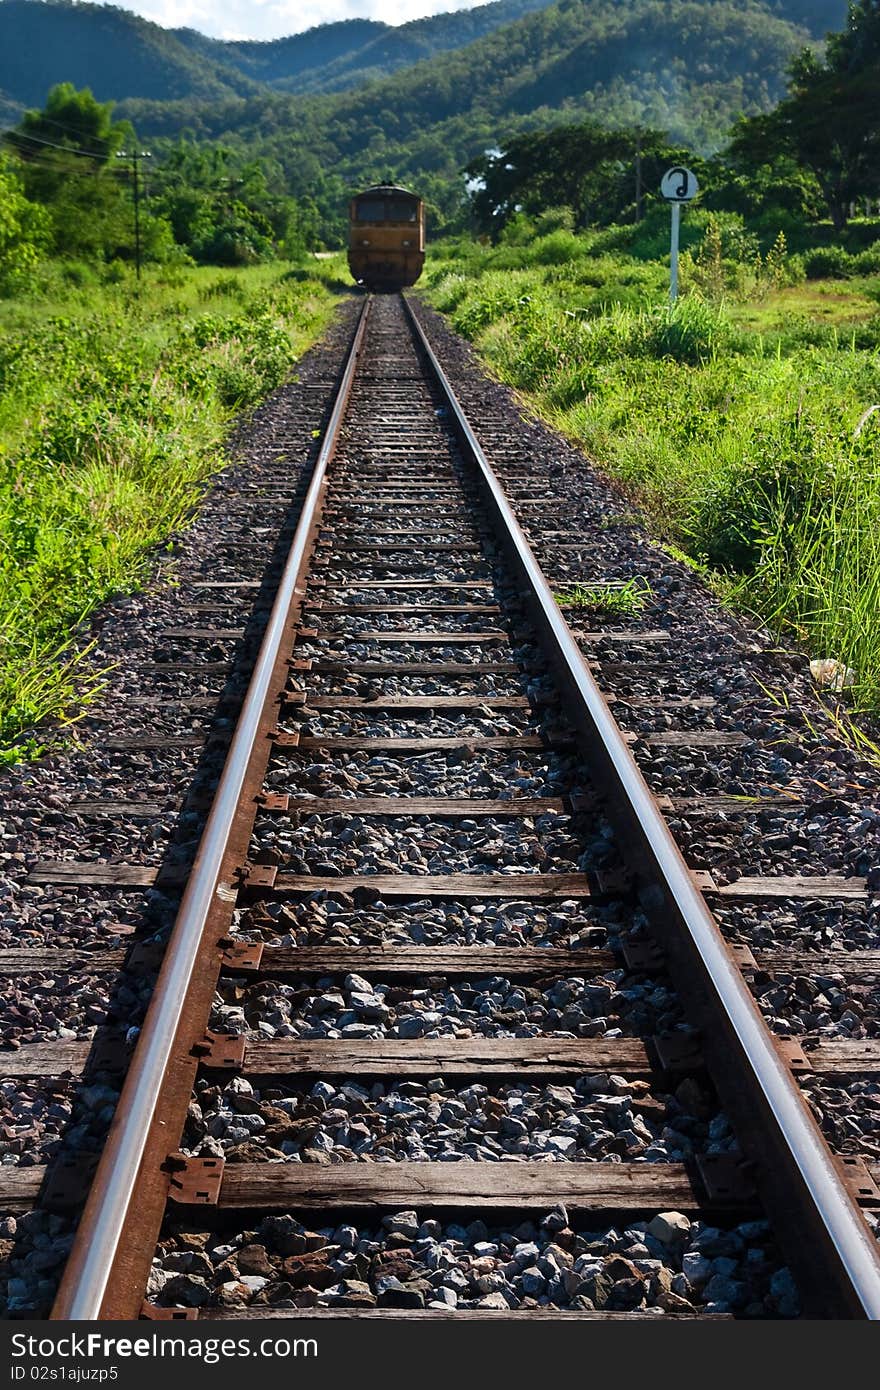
[145, 1208, 798, 1317]
[2, 290, 879, 1319]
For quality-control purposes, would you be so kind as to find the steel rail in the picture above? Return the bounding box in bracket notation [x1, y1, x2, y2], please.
[51, 288, 880, 1321]
[52, 296, 373, 1321]
[403, 295, 880, 1319]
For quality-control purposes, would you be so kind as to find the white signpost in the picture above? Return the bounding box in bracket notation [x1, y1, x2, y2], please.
[660, 165, 699, 303]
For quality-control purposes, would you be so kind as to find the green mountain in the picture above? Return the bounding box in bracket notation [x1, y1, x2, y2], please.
[173, 1, 553, 94]
[116, 0, 846, 194]
[0, 0, 852, 241]
[0, 1, 259, 106]
[0, 0, 849, 113]
[171, 20, 387, 91]
[0, 0, 554, 109]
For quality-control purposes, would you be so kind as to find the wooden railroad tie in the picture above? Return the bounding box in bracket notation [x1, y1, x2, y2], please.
[274, 735, 550, 753]
[4, 1154, 878, 1219]
[309, 605, 502, 615]
[25, 858, 868, 904]
[259, 794, 567, 815]
[188, 1308, 719, 1321]
[1, 944, 880, 985]
[304, 631, 508, 644]
[58, 791, 807, 821]
[4, 1035, 879, 1083]
[312, 581, 494, 590]
[308, 661, 522, 675]
[282, 695, 534, 711]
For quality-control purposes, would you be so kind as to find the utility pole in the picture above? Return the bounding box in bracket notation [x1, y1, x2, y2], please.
[635, 132, 643, 223]
[117, 149, 152, 282]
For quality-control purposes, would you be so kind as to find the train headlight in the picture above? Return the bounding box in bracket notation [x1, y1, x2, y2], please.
[401, 240, 412, 247]
[360, 239, 370, 247]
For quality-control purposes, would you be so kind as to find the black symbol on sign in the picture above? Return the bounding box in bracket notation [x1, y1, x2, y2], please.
[670, 167, 690, 199]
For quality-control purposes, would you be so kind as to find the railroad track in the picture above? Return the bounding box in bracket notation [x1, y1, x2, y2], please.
[5, 292, 880, 1320]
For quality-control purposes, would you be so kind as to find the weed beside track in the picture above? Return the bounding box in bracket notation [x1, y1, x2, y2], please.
[424, 233, 880, 716]
[0, 262, 340, 759]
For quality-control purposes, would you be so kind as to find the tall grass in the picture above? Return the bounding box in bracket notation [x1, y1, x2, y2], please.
[0, 260, 339, 759]
[737, 435, 880, 709]
[425, 238, 880, 714]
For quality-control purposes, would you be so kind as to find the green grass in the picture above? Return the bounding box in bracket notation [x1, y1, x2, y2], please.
[729, 280, 880, 333]
[555, 578, 652, 616]
[424, 228, 880, 715]
[0, 257, 343, 760]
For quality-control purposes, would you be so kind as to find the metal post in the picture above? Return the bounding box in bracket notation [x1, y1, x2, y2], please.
[635, 134, 643, 223]
[669, 200, 681, 303]
[133, 152, 141, 282]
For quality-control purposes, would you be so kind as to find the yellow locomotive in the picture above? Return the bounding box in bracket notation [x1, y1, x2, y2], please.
[348, 184, 425, 292]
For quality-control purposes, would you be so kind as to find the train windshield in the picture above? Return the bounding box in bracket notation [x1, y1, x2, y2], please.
[355, 197, 418, 223]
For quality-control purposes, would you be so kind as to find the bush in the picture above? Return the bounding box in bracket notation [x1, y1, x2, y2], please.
[448, 271, 534, 336]
[214, 363, 263, 408]
[428, 273, 473, 313]
[684, 420, 834, 570]
[60, 261, 100, 289]
[425, 228, 880, 713]
[0, 158, 49, 295]
[198, 274, 249, 302]
[851, 244, 880, 275]
[0, 264, 335, 757]
[102, 259, 130, 285]
[803, 247, 854, 279]
[535, 207, 576, 235]
[498, 212, 538, 247]
[531, 230, 584, 265]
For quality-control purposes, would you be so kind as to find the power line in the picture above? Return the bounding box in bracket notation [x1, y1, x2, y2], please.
[14, 111, 115, 148]
[5, 153, 120, 179]
[4, 133, 162, 182]
[3, 142, 119, 179]
[4, 129, 112, 159]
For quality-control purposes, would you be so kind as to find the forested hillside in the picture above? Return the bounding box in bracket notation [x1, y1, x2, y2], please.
[0, 0, 258, 105]
[174, 0, 553, 94]
[0, 0, 856, 241]
[0, 0, 552, 106]
[0, 0, 849, 113]
[112, 0, 844, 239]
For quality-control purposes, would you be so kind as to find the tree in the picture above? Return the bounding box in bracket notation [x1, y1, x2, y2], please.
[4, 84, 138, 260]
[10, 82, 130, 162]
[7, 82, 132, 205]
[149, 142, 305, 263]
[729, 0, 880, 230]
[0, 155, 50, 293]
[465, 122, 697, 238]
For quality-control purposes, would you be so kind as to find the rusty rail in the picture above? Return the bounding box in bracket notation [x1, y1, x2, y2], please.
[403, 295, 880, 1319]
[50, 289, 880, 1320]
[52, 297, 373, 1320]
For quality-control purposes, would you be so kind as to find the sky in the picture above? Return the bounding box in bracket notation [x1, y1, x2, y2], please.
[105, 0, 487, 41]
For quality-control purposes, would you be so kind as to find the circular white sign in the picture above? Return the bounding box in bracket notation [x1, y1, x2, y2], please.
[660, 166, 699, 202]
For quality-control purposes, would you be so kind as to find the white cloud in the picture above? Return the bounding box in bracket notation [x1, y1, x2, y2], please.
[108, 0, 488, 40]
